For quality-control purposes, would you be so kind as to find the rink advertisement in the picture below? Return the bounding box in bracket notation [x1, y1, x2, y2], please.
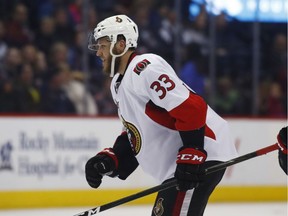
[0, 117, 123, 191]
[0, 116, 286, 208]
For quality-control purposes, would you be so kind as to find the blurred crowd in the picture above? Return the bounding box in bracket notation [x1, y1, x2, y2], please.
[0, 0, 286, 117]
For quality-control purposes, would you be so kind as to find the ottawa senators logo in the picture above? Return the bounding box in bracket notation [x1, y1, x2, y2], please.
[116, 17, 123, 23]
[153, 198, 164, 216]
[133, 59, 151, 75]
[120, 116, 142, 155]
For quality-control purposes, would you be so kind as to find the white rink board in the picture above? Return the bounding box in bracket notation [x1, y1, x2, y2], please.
[220, 118, 287, 185]
[0, 116, 286, 191]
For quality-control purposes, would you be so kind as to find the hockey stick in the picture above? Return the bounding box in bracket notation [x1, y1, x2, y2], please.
[204, 143, 279, 174]
[74, 143, 278, 216]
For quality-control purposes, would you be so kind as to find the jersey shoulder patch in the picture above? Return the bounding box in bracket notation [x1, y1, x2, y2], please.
[133, 59, 151, 75]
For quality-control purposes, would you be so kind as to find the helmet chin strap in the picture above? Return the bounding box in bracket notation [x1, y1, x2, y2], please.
[109, 42, 130, 77]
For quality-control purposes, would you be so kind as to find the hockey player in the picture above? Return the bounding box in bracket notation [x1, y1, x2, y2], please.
[277, 127, 287, 175]
[85, 14, 238, 216]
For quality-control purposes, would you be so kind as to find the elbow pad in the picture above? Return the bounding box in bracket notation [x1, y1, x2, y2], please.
[113, 132, 139, 180]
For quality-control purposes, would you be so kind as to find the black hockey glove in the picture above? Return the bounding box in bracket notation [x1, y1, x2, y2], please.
[175, 147, 207, 191]
[85, 148, 118, 188]
[277, 126, 287, 175]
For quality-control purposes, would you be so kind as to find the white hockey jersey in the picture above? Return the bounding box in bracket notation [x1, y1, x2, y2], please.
[110, 53, 238, 183]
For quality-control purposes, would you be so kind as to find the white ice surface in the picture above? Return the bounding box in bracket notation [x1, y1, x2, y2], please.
[0, 202, 286, 216]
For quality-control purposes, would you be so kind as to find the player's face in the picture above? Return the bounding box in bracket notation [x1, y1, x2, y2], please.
[95, 37, 112, 75]
[96, 37, 124, 76]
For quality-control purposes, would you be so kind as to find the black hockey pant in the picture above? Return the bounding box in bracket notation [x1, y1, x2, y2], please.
[151, 161, 226, 216]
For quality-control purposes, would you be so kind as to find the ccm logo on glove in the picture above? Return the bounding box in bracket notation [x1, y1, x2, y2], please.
[177, 148, 207, 164]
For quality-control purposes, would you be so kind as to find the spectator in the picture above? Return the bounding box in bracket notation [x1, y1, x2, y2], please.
[266, 82, 286, 117]
[34, 16, 57, 56]
[0, 20, 8, 63]
[5, 3, 33, 47]
[36, 0, 56, 20]
[69, 29, 85, 70]
[0, 20, 8, 85]
[178, 43, 207, 97]
[182, 5, 209, 53]
[1, 47, 23, 80]
[156, 4, 177, 64]
[0, 79, 18, 112]
[267, 33, 287, 94]
[130, 0, 162, 56]
[94, 77, 117, 115]
[40, 66, 76, 114]
[0, 1, 285, 117]
[48, 42, 71, 68]
[34, 51, 48, 90]
[13, 63, 40, 112]
[59, 63, 99, 116]
[68, 0, 83, 28]
[21, 44, 38, 69]
[214, 77, 241, 115]
[87, 7, 100, 32]
[53, 7, 76, 46]
[214, 12, 231, 76]
[113, 0, 134, 15]
[93, 0, 115, 20]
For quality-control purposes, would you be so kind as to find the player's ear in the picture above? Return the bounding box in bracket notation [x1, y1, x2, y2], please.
[117, 39, 126, 51]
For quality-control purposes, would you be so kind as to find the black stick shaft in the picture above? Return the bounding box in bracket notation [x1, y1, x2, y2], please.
[205, 143, 278, 174]
[74, 143, 278, 216]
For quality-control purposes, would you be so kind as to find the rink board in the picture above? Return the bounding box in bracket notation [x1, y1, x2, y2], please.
[0, 116, 286, 209]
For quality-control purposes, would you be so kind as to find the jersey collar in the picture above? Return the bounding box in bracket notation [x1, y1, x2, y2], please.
[124, 52, 137, 73]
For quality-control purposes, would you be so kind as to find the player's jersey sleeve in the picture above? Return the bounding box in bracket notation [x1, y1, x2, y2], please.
[132, 54, 207, 131]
